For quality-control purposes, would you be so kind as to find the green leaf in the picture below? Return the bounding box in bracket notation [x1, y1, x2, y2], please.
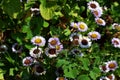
[43, 21, 49, 27]
[63, 28, 71, 36]
[77, 75, 90, 80]
[2, 0, 22, 19]
[80, 58, 90, 71]
[40, 1, 58, 20]
[56, 59, 69, 67]
[9, 68, 14, 76]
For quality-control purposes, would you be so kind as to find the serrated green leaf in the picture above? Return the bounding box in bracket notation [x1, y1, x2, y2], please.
[80, 58, 90, 70]
[56, 59, 69, 67]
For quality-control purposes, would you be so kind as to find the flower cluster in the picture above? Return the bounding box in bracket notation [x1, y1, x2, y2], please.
[99, 60, 118, 80]
[88, 1, 106, 26]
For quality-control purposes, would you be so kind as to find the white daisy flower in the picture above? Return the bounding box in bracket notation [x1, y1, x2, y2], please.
[22, 57, 33, 66]
[88, 31, 101, 40]
[79, 36, 92, 48]
[70, 33, 82, 45]
[55, 43, 63, 52]
[77, 22, 88, 32]
[87, 1, 100, 11]
[111, 38, 120, 48]
[95, 18, 106, 26]
[70, 22, 78, 29]
[106, 60, 118, 71]
[45, 48, 58, 58]
[56, 77, 67, 80]
[99, 64, 110, 73]
[106, 74, 115, 80]
[92, 7, 103, 17]
[33, 63, 46, 76]
[0, 44, 8, 53]
[31, 36, 46, 47]
[100, 76, 109, 80]
[29, 47, 43, 58]
[112, 23, 120, 30]
[12, 43, 23, 53]
[48, 37, 60, 48]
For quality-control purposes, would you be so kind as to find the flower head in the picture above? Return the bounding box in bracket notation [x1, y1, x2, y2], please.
[56, 77, 67, 80]
[29, 47, 43, 58]
[95, 18, 106, 26]
[48, 37, 60, 48]
[70, 33, 82, 45]
[92, 7, 103, 17]
[70, 22, 78, 29]
[88, 31, 101, 40]
[88, 1, 100, 11]
[22, 57, 33, 66]
[111, 38, 120, 48]
[45, 48, 58, 58]
[99, 64, 110, 73]
[106, 74, 115, 80]
[77, 22, 88, 32]
[112, 23, 120, 30]
[31, 36, 46, 47]
[33, 63, 46, 75]
[30, 7, 40, 16]
[79, 36, 92, 48]
[106, 60, 118, 71]
[12, 43, 22, 53]
[0, 44, 8, 53]
[55, 43, 63, 52]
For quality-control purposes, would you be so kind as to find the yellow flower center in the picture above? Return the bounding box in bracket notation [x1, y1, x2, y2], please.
[91, 33, 98, 38]
[97, 19, 103, 24]
[56, 45, 60, 50]
[108, 63, 116, 69]
[58, 77, 65, 80]
[35, 38, 42, 44]
[79, 24, 85, 29]
[74, 24, 78, 28]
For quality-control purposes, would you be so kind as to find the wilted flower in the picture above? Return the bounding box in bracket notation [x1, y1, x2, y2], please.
[22, 57, 33, 66]
[88, 31, 101, 40]
[95, 17, 106, 26]
[55, 67, 64, 77]
[92, 7, 103, 17]
[48, 37, 60, 48]
[29, 47, 43, 58]
[33, 63, 46, 75]
[12, 43, 22, 53]
[79, 36, 92, 48]
[87, 1, 100, 11]
[111, 38, 120, 48]
[0, 44, 8, 53]
[31, 36, 46, 47]
[70, 48, 83, 57]
[45, 48, 58, 58]
[106, 60, 118, 71]
[77, 22, 88, 32]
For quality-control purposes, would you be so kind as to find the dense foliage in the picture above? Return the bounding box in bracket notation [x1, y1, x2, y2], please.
[0, 0, 120, 80]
